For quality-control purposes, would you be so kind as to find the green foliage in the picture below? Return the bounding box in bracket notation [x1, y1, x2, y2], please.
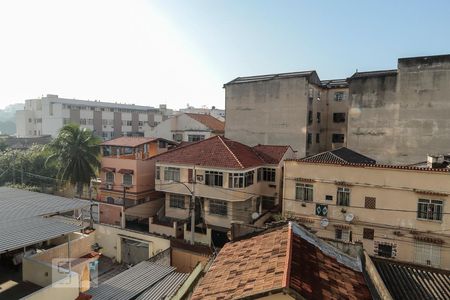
[0, 144, 58, 187]
[5, 183, 41, 192]
[0, 139, 7, 152]
[46, 124, 101, 194]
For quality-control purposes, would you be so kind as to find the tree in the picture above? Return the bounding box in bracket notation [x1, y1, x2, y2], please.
[47, 124, 101, 197]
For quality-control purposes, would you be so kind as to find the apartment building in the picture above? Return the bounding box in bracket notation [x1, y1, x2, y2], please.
[283, 150, 450, 269]
[347, 54, 450, 164]
[154, 135, 295, 246]
[99, 136, 176, 207]
[178, 105, 225, 121]
[224, 72, 349, 157]
[15, 94, 173, 139]
[145, 112, 225, 142]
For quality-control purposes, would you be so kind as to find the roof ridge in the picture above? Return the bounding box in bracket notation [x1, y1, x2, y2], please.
[218, 136, 244, 168]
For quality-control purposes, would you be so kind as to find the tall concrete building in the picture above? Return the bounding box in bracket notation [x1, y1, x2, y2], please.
[347, 54, 450, 164]
[224, 72, 349, 158]
[225, 54, 450, 163]
[16, 94, 173, 139]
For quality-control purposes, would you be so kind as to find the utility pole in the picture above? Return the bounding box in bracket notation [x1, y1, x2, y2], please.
[20, 157, 24, 185]
[190, 166, 196, 245]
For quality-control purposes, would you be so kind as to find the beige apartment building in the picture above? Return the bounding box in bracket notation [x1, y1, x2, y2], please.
[283, 151, 450, 270]
[153, 135, 295, 246]
[224, 72, 349, 157]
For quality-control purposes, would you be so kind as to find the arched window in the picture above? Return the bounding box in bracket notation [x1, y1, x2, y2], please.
[106, 196, 114, 204]
[123, 174, 132, 186]
[106, 172, 114, 184]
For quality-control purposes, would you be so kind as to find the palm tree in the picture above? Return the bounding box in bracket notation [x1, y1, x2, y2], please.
[47, 124, 101, 198]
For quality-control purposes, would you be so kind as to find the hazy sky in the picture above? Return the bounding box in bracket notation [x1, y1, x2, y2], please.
[1, 0, 450, 110]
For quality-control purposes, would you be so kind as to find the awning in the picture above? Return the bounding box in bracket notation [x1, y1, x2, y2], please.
[118, 169, 134, 175]
[101, 167, 116, 172]
[0, 216, 85, 254]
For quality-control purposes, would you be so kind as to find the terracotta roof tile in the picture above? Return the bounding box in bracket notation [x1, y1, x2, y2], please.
[253, 145, 292, 164]
[185, 113, 225, 133]
[192, 223, 374, 300]
[155, 136, 278, 169]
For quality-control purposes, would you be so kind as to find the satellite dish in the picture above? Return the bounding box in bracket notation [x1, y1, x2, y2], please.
[320, 218, 329, 228]
[345, 213, 354, 222]
[251, 212, 260, 220]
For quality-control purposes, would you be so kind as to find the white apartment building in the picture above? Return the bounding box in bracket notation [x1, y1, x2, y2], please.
[15, 94, 173, 139]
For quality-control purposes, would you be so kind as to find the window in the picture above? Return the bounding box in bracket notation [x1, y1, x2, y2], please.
[377, 243, 394, 258]
[158, 140, 167, 148]
[335, 229, 352, 242]
[138, 121, 144, 126]
[317, 112, 321, 123]
[209, 199, 227, 216]
[414, 241, 441, 267]
[169, 194, 185, 209]
[325, 195, 333, 201]
[156, 166, 160, 180]
[316, 133, 320, 144]
[365, 197, 376, 209]
[164, 167, 180, 182]
[172, 133, 183, 142]
[295, 183, 313, 202]
[307, 111, 313, 125]
[80, 118, 87, 125]
[333, 113, 346, 123]
[229, 171, 254, 188]
[257, 168, 276, 182]
[205, 171, 223, 187]
[123, 174, 132, 186]
[28, 118, 32, 123]
[337, 187, 350, 206]
[307, 133, 312, 145]
[417, 199, 443, 221]
[245, 171, 254, 186]
[105, 172, 114, 184]
[334, 92, 344, 101]
[332, 133, 345, 143]
[188, 135, 205, 142]
[363, 228, 374, 240]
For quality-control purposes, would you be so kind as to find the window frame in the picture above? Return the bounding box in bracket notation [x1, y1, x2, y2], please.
[295, 183, 314, 202]
[123, 173, 133, 186]
[169, 194, 185, 209]
[332, 133, 345, 143]
[337, 187, 350, 206]
[333, 112, 346, 123]
[164, 167, 180, 182]
[105, 172, 114, 184]
[417, 199, 443, 221]
[209, 199, 227, 216]
[205, 171, 223, 187]
[188, 134, 205, 142]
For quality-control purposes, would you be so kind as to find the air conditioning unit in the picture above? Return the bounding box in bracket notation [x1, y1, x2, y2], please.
[106, 184, 113, 190]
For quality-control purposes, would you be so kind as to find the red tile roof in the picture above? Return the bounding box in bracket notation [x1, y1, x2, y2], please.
[155, 136, 288, 169]
[185, 113, 225, 133]
[253, 145, 292, 164]
[191, 226, 289, 300]
[101, 136, 157, 147]
[191, 223, 373, 300]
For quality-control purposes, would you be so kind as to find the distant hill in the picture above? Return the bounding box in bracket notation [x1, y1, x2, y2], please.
[0, 103, 24, 135]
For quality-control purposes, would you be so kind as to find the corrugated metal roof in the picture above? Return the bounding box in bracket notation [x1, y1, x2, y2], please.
[0, 187, 90, 222]
[0, 216, 84, 253]
[136, 272, 189, 300]
[86, 261, 176, 300]
[373, 257, 450, 300]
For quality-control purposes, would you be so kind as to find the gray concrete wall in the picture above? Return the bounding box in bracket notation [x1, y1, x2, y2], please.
[113, 111, 122, 138]
[69, 108, 80, 124]
[93, 110, 102, 135]
[347, 55, 450, 164]
[224, 77, 312, 157]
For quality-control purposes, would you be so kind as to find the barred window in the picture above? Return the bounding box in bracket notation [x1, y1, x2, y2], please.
[164, 167, 180, 182]
[169, 194, 185, 209]
[105, 172, 114, 184]
[337, 187, 350, 206]
[209, 199, 227, 216]
[335, 229, 351, 242]
[365, 197, 376, 209]
[417, 199, 443, 221]
[295, 183, 313, 202]
[123, 174, 132, 186]
[363, 228, 374, 240]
